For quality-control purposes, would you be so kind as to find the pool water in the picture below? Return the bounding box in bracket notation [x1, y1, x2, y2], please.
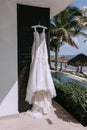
[51, 72, 87, 87]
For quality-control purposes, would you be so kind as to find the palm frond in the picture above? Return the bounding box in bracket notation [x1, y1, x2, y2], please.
[69, 29, 87, 37]
[58, 28, 78, 48]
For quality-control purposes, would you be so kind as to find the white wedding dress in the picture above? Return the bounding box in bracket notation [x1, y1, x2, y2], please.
[25, 28, 56, 118]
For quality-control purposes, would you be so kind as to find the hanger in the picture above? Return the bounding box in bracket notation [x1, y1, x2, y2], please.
[32, 25, 47, 29]
[31, 21, 47, 30]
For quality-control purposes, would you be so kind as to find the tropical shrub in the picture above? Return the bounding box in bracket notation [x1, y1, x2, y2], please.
[54, 82, 87, 126]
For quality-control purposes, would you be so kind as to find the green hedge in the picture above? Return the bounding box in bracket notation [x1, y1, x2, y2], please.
[54, 81, 87, 126]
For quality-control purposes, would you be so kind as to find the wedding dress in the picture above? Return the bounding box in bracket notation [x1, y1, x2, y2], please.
[25, 28, 56, 118]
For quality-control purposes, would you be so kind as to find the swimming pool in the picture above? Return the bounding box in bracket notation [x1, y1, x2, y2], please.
[52, 71, 87, 87]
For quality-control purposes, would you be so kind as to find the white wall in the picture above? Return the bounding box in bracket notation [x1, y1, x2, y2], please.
[0, 0, 18, 116]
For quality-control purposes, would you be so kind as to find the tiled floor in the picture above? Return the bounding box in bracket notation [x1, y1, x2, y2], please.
[0, 101, 86, 130]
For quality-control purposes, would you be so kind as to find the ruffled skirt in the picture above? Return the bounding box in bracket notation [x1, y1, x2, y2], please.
[25, 53, 56, 115]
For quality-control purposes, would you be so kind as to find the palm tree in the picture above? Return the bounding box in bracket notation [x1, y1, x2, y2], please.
[50, 28, 78, 70]
[50, 6, 87, 71]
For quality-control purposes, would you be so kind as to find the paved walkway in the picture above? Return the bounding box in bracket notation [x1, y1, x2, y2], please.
[0, 101, 87, 130]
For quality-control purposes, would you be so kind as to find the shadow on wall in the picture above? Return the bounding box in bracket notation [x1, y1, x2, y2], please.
[0, 81, 18, 116]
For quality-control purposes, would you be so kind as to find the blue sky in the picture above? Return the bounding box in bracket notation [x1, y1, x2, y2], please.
[58, 0, 87, 55]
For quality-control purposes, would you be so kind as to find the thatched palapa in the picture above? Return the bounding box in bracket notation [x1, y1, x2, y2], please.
[67, 53, 87, 73]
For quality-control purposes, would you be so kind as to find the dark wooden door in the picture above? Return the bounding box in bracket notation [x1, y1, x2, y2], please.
[17, 4, 50, 112]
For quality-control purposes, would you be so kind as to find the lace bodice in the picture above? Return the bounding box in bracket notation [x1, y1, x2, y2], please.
[33, 29, 45, 50]
[31, 29, 48, 63]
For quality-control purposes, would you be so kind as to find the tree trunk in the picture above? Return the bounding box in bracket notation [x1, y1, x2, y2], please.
[55, 46, 58, 71]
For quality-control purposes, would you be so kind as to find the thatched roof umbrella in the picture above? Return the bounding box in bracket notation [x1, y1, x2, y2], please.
[58, 55, 69, 71]
[67, 53, 87, 73]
